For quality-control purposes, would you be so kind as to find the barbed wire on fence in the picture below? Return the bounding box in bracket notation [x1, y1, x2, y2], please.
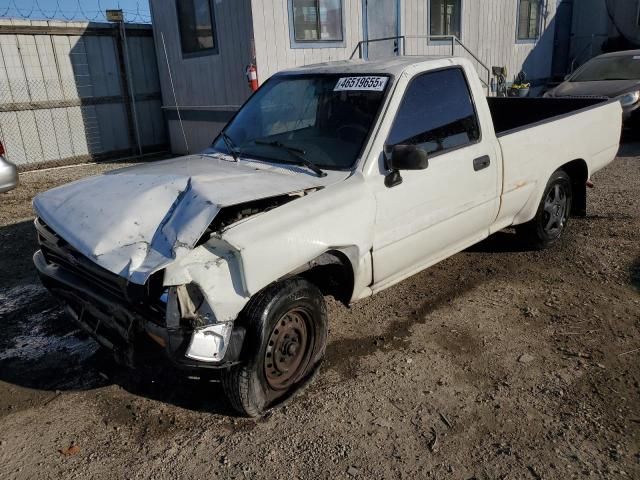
[0, 0, 151, 24]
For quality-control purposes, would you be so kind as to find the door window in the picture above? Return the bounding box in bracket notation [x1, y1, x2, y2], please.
[387, 68, 480, 156]
[291, 0, 344, 42]
[429, 0, 461, 38]
[517, 0, 541, 40]
[176, 0, 218, 56]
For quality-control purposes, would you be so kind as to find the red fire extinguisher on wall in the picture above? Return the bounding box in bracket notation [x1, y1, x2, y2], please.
[246, 64, 258, 92]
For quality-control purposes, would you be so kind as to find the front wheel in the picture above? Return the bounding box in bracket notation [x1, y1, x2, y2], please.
[221, 277, 327, 417]
[516, 170, 573, 250]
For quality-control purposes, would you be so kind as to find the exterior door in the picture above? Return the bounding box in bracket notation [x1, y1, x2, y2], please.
[363, 0, 400, 59]
[372, 67, 500, 286]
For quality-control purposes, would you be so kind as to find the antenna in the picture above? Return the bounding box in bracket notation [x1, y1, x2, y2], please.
[161, 32, 190, 154]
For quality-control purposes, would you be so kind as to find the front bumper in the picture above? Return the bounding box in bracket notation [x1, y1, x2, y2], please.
[33, 249, 245, 370]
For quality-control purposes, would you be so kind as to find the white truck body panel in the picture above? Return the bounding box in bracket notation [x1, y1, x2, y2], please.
[33, 56, 622, 365]
[366, 60, 503, 287]
[163, 173, 376, 324]
[33, 152, 348, 285]
[494, 101, 622, 229]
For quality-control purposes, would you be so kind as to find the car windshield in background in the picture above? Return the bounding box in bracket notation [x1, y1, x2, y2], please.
[571, 55, 640, 82]
[211, 74, 390, 170]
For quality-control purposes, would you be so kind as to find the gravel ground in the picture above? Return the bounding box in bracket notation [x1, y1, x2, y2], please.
[0, 151, 638, 480]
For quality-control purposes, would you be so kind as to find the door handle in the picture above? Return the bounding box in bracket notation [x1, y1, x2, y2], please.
[473, 155, 491, 171]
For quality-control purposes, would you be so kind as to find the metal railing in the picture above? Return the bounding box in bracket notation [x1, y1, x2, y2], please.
[349, 35, 404, 60]
[349, 35, 492, 89]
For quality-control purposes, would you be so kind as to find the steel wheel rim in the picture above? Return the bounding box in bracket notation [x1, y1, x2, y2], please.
[264, 308, 313, 390]
[542, 183, 568, 237]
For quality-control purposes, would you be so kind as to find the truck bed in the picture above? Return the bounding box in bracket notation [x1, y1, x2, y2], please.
[490, 96, 621, 231]
[487, 97, 608, 136]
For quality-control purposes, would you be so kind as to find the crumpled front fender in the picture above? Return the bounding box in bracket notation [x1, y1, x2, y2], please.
[161, 236, 250, 363]
[162, 174, 376, 362]
[163, 236, 250, 324]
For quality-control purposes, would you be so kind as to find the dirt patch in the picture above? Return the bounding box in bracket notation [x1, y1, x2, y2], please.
[0, 152, 638, 479]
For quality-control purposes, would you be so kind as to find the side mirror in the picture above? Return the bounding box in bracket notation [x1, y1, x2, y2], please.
[384, 144, 429, 187]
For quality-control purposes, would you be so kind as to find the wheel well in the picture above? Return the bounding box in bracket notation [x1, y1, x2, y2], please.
[297, 250, 355, 306]
[560, 159, 588, 217]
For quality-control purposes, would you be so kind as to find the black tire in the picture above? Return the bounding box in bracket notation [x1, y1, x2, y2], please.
[221, 277, 327, 417]
[516, 170, 573, 250]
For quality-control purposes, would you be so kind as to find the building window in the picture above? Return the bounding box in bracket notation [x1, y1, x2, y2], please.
[429, 0, 462, 39]
[176, 0, 218, 56]
[517, 0, 541, 41]
[291, 0, 344, 43]
[388, 68, 480, 157]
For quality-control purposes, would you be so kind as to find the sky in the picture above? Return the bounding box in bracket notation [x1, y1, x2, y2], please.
[0, 0, 151, 23]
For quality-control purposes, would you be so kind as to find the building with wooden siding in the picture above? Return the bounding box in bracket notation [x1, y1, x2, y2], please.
[149, 0, 563, 155]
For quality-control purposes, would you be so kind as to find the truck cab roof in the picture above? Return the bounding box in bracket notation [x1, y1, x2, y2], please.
[276, 56, 458, 77]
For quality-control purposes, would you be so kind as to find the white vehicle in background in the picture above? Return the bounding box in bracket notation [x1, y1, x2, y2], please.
[33, 57, 621, 417]
[0, 142, 18, 193]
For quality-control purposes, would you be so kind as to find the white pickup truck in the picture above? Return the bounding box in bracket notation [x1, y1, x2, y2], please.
[33, 57, 621, 416]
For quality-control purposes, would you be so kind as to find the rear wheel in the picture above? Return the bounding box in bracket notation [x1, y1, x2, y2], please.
[516, 170, 572, 250]
[221, 277, 327, 417]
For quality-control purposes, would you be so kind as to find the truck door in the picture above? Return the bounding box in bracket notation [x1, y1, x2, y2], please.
[372, 67, 500, 285]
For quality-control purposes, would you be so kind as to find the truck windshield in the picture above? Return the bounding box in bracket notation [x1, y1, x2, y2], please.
[571, 55, 640, 82]
[211, 74, 390, 170]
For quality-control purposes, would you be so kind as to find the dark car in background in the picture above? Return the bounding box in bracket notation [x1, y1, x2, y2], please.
[545, 50, 640, 129]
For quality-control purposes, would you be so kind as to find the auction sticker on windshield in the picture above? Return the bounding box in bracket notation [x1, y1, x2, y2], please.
[334, 76, 388, 92]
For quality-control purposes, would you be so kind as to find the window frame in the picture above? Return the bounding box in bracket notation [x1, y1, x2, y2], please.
[287, 0, 347, 49]
[175, 0, 219, 59]
[385, 66, 483, 161]
[427, 0, 464, 45]
[516, 0, 542, 43]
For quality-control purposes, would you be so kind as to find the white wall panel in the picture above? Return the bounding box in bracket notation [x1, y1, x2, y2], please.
[151, 0, 558, 154]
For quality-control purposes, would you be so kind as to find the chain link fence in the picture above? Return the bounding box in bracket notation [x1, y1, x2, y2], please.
[0, 20, 166, 170]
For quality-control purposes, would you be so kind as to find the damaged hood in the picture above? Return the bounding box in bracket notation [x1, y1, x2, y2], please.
[33, 153, 348, 284]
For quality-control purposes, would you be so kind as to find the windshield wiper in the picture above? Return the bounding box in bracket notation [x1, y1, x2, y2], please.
[254, 140, 327, 177]
[220, 131, 240, 162]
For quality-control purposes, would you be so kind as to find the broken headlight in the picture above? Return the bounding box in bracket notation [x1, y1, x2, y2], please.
[164, 284, 216, 330]
[163, 284, 234, 363]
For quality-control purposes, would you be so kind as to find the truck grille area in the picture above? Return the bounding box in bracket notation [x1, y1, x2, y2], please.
[35, 218, 167, 341]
